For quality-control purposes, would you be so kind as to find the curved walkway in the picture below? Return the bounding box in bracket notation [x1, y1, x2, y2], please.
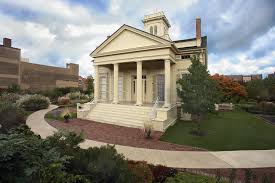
[26, 105, 275, 169]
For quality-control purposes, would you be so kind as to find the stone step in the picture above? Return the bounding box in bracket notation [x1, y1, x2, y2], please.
[88, 112, 148, 122]
[87, 115, 144, 128]
[92, 108, 150, 115]
[97, 103, 152, 111]
[85, 103, 153, 129]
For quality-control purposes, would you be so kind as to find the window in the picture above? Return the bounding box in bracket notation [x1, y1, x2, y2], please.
[154, 25, 157, 35]
[156, 75, 165, 101]
[150, 26, 153, 34]
[133, 80, 135, 94]
[181, 55, 191, 59]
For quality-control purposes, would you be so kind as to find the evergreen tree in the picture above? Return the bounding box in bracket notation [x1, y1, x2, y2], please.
[86, 76, 94, 96]
[177, 55, 220, 134]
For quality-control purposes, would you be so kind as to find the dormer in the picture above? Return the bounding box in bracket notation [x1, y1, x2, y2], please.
[142, 11, 171, 40]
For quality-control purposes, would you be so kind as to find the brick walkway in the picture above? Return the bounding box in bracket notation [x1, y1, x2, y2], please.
[48, 118, 202, 151]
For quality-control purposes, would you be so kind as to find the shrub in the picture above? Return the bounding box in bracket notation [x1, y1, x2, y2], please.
[66, 92, 90, 103]
[38, 87, 80, 103]
[257, 102, 275, 114]
[17, 94, 50, 111]
[165, 172, 228, 183]
[0, 125, 89, 183]
[58, 96, 71, 105]
[0, 101, 26, 133]
[128, 161, 153, 183]
[149, 164, 177, 183]
[240, 101, 275, 115]
[245, 169, 252, 183]
[61, 108, 71, 122]
[144, 120, 153, 139]
[46, 131, 136, 182]
[69, 145, 135, 183]
[229, 169, 236, 183]
[67, 91, 81, 100]
[0, 92, 20, 103]
[7, 84, 21, 93]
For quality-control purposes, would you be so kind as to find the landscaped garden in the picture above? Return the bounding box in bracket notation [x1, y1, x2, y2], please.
[1, 57, 275, 182]
[161, 109, 275, 151]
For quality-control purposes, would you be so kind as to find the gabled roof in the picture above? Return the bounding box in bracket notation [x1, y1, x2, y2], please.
[174, 36, 207, 47]
[174, 36, 207, 51]
[90, 24, 177, 57]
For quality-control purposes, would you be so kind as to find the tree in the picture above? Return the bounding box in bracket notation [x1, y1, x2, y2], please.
[86, 76, 94, 96]
[246, 79, 268, 101]
[211, 74, 247, 103]
[263, 77, 275, 101]
[177, 55, 220, 135]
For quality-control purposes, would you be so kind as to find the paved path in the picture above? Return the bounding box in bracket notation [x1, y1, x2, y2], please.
[26, 105, 275, 169]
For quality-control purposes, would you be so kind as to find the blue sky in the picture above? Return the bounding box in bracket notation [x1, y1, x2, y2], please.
[0, 0, 274, 76]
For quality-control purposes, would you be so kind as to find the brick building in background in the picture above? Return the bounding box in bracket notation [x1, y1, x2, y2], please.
[225, 74, 263, 83]
[268, 72, 275, 78]
[0, 38, 79, 91]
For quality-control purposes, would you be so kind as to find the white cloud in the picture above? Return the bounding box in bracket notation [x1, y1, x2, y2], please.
[209, 25, 275, 75]
[0, 0, 93, 23]
[109, 0, 123, 15]
[0, 0, 274, 77]
[169, 21, 181, 40]
[250, 26, 275, 52]
[64, 24, 120, 38]
[209, 51, 275, 75]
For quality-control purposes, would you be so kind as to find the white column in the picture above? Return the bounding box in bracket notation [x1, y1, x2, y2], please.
[136, 61, 143, 106]
[113, 63, 119, 104]
[164, 59, 171, 108]
[94, 65, 99, 103]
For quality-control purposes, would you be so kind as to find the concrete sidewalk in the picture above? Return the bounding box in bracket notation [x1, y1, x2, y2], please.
[26, 105, 275, 169]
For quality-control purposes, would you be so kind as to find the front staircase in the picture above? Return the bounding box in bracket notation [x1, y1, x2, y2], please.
[85, 103, 151, 128]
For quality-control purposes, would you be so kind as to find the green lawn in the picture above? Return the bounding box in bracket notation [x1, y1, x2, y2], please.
[161, 110, 275, 151]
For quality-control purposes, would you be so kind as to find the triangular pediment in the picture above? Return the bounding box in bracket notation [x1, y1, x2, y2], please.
[91, 25, 171, 56]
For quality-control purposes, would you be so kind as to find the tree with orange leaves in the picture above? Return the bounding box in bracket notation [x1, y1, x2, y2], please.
[211, 74, 247, 103]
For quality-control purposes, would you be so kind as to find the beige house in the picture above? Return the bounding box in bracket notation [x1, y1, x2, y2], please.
[78, 12, 207, 131]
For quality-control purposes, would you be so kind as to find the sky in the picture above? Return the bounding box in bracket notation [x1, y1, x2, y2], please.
[0, 0, 274, 77]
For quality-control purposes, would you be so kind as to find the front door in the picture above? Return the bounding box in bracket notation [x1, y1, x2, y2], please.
[131, 75, 146, 102]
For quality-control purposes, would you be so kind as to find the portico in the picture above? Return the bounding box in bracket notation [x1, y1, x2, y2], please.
[93, 58, 174, 108]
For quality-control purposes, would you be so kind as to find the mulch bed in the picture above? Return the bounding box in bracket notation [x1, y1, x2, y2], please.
[183, 168, 275, 183]
[47, 118, 203, 151]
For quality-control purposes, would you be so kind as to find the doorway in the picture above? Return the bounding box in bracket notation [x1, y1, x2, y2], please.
[131, 75, 146, 102]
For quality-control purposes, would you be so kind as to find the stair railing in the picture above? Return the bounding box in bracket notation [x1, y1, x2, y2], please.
[77, 97, 97, 118]
[149, 96, 159, 120]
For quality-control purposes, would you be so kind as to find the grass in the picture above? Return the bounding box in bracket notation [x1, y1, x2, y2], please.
[161, 110, 275, 151]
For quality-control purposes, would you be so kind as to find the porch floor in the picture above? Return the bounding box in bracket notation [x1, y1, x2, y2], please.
[99, 101, 165, 108]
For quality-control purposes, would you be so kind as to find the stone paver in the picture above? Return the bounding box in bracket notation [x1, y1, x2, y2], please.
[26, 105, 275, 169]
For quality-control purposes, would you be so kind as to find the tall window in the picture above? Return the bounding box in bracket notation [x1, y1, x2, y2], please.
[150, 26, 153, 34]
[154, 25, 157, 35]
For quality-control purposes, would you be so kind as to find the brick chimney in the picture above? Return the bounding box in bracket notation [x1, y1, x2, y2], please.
[196, 18, 201, 47]
[3, 38, 12, 47]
